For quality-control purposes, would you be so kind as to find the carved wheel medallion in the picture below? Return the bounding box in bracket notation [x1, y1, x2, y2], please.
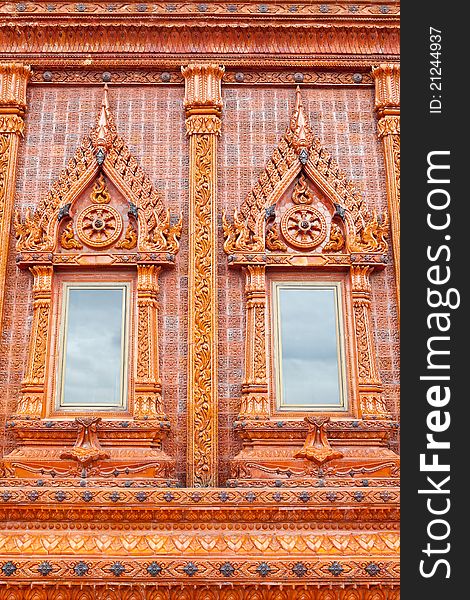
[77, 205, 123, 248]
[280, 205, 327, 249]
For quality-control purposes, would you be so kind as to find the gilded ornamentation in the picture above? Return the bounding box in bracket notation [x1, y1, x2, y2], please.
[323, 222, 345, 252]
[281, 204, 327, 249]
[60, 418, 110, 468]
[134, 394, 164, 420]
[0, 587, 399, 600]
[76, 204, 123, 248]
[294, 417, 343, 465]
[377, 116, 400, 137]
[60, 221, 82, 250]
[0, 114, 25, 134]
[189, 133, 217, 485]
[0, 135, 9, 223]
[13, 395, 42, 419]
[135, 265, 166, 420]
[239, 266, 269, 419]
[116, 223, 138, 249]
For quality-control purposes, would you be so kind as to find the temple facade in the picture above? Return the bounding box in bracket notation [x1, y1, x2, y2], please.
[0, 2, 400, 598]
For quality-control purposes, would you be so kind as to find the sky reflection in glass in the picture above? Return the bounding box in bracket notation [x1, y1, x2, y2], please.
[278, 286, 343, 408]
[61, 287, 126, 408]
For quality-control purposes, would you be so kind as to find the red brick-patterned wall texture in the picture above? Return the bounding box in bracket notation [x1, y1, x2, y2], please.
[0, 83, 398, 482]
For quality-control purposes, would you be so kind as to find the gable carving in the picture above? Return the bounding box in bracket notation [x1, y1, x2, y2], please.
[223, 88, 388, 257]
[14, 86, 182, 259]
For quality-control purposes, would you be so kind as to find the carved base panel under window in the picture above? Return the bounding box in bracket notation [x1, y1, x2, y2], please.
[227, 419, 399, 486]
[3, 418, 177, 483]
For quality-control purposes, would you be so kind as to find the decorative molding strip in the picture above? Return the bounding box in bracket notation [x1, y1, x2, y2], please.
[29, 69, 374, 87]
[0, 586, 400, 600]
[0, 2, 400, 18]
[0, 24, 400, 61]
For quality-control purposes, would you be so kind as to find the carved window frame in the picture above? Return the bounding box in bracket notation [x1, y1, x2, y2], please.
[223, 89, 391, 422]
[11, 88, 182, 430]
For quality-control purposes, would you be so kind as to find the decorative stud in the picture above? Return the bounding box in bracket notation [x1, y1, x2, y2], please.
[109, 562, 126, 576]
[256, 562, 272, 577]
[1, 561, 17, 576]
[38, 561, 53, 576]
[220, 562, 235, 577]
[292, 562, 308, 577]
[365, 563, 381, 576]
[74, 561, 89, 576]
[328, 561, 344, 576]
[147, 562, 162, 576]
[183, 562, 198, 576]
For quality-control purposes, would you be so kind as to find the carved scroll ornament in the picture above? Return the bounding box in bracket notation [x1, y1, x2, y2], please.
[294, 416, 343, 465]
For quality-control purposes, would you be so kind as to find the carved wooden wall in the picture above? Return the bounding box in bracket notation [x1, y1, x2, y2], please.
[0, 3, 399, 595]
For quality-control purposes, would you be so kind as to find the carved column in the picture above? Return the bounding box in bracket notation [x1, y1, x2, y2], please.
[15, 266, 53, 419]
[372, 64, 400, 316]
[135, 265, 166, 420]
[239, 265, 269, 419]
[0, 63, 31, 330]
[182, 63, 224, 487]
[351, 266, 390, 419]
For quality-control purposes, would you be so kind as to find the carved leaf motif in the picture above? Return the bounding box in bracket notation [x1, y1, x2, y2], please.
[192, 134, 214, 486]
[60, 221, 83, 250]
[116, 223, 137, 250]
[323, 222, 345, 253]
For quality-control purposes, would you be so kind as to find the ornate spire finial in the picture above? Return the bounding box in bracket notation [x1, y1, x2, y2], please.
[95, 84, 111, 145]
[289, 86, 314, 152]
[91, 84, 116, 162]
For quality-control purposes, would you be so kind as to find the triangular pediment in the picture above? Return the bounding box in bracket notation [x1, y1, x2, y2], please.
[15, 87, 181, 257]
[223, 88, 387, 256]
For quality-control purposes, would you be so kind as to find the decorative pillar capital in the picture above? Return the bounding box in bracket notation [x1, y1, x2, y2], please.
[182, 63, 224, 116]
[372, 63, 400, 119]
[0, 63, 31, 116]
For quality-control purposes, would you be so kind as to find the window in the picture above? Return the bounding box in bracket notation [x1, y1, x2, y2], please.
[57, 283, 129, 410]
[273, 281, 347, 412]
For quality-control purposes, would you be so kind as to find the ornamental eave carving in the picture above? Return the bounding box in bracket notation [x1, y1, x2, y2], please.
[0, 23, 399, 63]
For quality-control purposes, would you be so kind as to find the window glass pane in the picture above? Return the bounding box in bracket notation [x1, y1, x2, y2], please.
[60, 286, 127, 408]
[276, 284, 345, 410]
